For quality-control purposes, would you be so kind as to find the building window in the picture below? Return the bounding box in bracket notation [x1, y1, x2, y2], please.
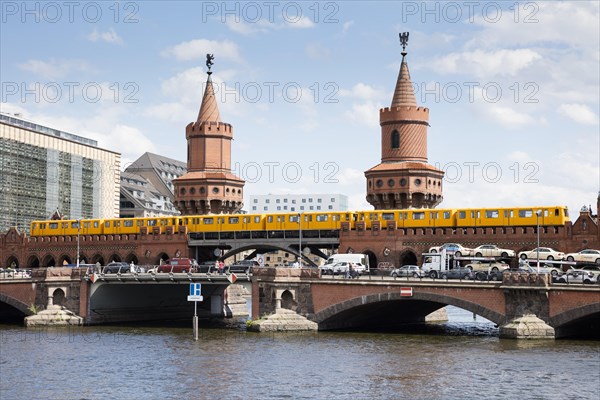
[400, 178, 407, 186]
[317, 198, 322, 203]
[388, 179, 395, 187]
[253, 199, 258, 203]
[331, 198, 335, 202]
[276, 199, 280, 203]
[391, 129, 400, 149]
[415, 179, 421, 186]
[266, 199, 270, 204]
[252, 206, 256, 210]
[376, 179, 383, 188]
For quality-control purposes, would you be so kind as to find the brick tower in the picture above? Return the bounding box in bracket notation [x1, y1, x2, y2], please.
[173, 55, 244, 214]
[365, 33, 444, 209]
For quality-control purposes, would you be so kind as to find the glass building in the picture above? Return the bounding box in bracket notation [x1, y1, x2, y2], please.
[0, 113, 120, 234]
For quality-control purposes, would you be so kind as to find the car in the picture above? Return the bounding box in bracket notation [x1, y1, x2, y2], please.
[565, 249, 600, 264]
[156, 258, 198, 273]
[390, 265, 422, 278]
[428, 243, 473, 257]
[516, 261, 561, 276]
[464, 261, 509, 273]
[553, 270, 598, 284]
[228, 260, 259, 274]
[518, 247, 565, 261]
[102, 262, 131, 274]
[472, 244, 515, 258]
[440, 267, 473, 280]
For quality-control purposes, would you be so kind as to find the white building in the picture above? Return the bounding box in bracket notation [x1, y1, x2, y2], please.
[0, 112, 120, 233]
[248, 194, 348, 213]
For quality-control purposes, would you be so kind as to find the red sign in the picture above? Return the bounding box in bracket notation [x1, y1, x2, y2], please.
[90, 273, 98, 283]
[227, 273, 237, 284]
[400, 287, 413, 297]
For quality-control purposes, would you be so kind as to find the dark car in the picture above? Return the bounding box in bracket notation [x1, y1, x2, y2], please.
[228, 260, 259, 273]
[440, 267, 473, 280]
[102, 262, 131, 274]
[156, 258, 198, 273]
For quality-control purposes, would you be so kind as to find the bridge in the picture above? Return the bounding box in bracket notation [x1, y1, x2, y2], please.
[250, 268, 600, 339]
[0, 267, 250, 325]
[2, 266, 600, 338]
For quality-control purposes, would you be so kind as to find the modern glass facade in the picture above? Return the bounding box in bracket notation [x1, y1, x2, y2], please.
[0, 113, 120, 234]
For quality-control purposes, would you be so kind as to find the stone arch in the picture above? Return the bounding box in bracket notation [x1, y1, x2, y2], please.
[361, 250, 377, 271]
[156, 253, 170, 265]
[281, 290, 295, 310]
[27, 255, 40, 268]
[399, 249, 418, 266]
[6, 255, 19, 269]
[0, 293, 32, 316]
[549, 303, 600, 330]
[91, 254, 105, 266]
[42, 254, 56, 267]
[125, 253, 139, 264]
[59, 254, 73, 266]
[313, 290, 506, 330]
[108, 254, 122, 263]
[51, 288, 66, 306]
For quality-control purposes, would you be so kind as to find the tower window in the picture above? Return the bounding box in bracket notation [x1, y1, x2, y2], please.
[391, 129, 400, 149]
[376, 179, 383, 188]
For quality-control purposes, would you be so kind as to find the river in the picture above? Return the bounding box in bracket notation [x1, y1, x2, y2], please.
[1, 307, 598, 400]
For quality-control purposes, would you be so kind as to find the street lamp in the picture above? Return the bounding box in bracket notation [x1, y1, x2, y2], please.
[535, 210, 542, 273]
[76, 219, 81, 268]
[298, 212, 303, 267]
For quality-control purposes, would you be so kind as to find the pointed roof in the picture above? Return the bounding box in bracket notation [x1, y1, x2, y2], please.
[391, 54, 417, 108]
[196, 73, 221, 124]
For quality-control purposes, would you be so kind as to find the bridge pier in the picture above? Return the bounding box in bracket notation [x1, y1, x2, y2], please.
[499, 314, 555, 339]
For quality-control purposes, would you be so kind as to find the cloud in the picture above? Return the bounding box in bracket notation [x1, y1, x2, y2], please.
[343, 102, 380, 128]
[340, 83, 386, 101]
[161, 39, 242, 63]
[305, 43, 331, 60]
[558, 103, 599, 125]
[342, 20, 354, 34]
[428, 49, 542, 78]
[87, 28, 124, 45]
[18, 59, 91, 79]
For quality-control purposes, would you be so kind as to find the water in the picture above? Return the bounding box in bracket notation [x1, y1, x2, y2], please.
[1, 307, 598, 400]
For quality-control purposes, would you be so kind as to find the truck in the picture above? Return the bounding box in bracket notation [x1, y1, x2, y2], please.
[421, 250, 496, 279]
[321, 253, 370, 275]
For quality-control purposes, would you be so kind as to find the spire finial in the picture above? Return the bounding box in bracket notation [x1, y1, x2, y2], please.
[399, 32, 409, 57]
[206, 53, 214, 75]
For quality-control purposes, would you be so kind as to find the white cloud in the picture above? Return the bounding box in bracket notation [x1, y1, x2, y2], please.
[305, 43, 331, 60]
[558, 103, 599, 125]
[343, 102, 380, 128]
[161, 39, 242, 63]
[342, 20, 354, 34]
[18, 59, 91, 79]
[340, 83, 386, 101]
[286, 16, 315, 29]
[87, 28, 124, 45]
[428, 49, 542, 78]
[225, 20, 271, 35]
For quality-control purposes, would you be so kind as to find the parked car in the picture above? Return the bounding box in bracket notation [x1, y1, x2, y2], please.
[565, 249, 600, 264]
[440, 267, 473, 280]
[553, 270, 597, 284]
[475, 270, 504, 281]
[464, 261, 509, 273]
[518, 247, 565, 261]
[390, 265, 422, 278]
[428, 243, 473, 257]
[102, 262, 131, 274]
[228, 260, 259, 274]
[156, 258, 198, 273]
[472, 244, 515, 258]
[320, 261, 366, 276]
[516, 262, 561, 276]
[569, 265, 600, 274]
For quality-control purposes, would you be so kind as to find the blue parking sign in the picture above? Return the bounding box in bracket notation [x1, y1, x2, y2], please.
[190, 283, 201, 296]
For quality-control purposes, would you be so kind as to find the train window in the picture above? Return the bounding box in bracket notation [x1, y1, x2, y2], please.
[114, 221, 121, 227]
[71, 222, 79, 229]
[518, 210, 533, 218]
[370, 213, 379, 221]
[50, 223, 58, 229]
[267, 216, 273, 223]
[316, 214, 328, 222]
[229, 217, 239, 224]
[485, 210, 499, 218]
[412, 212, 425, 220]
[137, 220, 144, 226]
[62, 223, 68, 228]
[204, 218, 214, 225]
[148, 219, 157, 226]
[443, 211, 451, 219]
[289, 215, 299, 222]
[254, 216, 261, 223]
[458, 211, 466, 219]
[564, 209, 569, 217]
[124, 220, 133, 227]
[544, 210, 548, 217]
[382, 213, 394, 220]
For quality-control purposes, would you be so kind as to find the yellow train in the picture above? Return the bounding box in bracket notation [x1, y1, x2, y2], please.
[29, 206, 569, 237]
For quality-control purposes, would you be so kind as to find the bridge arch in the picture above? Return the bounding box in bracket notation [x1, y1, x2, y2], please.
[125, 253, 139, 264]
[42, 254, 56, 267]
[27, 255, 40, 268]
[399, 249, 418, 266]
[313, 290, 506, 330]
[0, 293, 33, 316]
[550, 303, 600, 330]
[5, 255, 19, 269]
[91, 254, 105, 266]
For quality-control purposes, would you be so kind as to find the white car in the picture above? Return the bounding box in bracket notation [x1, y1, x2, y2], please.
[428, 243, 473, 257]
[518, 247, 565, 261]
[472, 244, 515, 258]
[464, 261, 509, 273]
[565, 249, 600, 264]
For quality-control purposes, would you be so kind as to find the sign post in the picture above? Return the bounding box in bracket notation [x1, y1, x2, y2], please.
[188, 283, 203, 341]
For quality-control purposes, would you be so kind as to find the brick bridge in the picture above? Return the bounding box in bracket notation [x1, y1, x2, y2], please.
[251, 268, 600, 339]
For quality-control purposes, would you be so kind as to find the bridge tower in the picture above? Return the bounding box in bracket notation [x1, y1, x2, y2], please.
[173, 55, 245, 214]
[365, 33, 444, 209]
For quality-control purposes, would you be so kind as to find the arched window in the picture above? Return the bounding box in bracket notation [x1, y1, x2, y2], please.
[391, 130, 400, 149]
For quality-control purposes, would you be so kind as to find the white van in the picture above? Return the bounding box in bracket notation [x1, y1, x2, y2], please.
[323, 254, 369, 273]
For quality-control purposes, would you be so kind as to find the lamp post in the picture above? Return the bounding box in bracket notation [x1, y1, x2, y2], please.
[298, 212, 303, 267]
[535, 210, 541, 273]
[76, 219, 81, 268]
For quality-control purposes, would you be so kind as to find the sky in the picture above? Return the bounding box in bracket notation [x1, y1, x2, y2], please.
[1, 1, 599, 216]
